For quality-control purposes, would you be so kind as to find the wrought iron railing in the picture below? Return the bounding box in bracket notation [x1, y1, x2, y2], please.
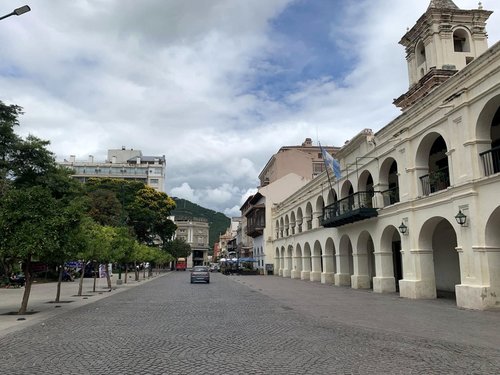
[419, 166, 450, 195]
[322, 191, 375, 223]
[381, 186, 400, 206]
[480, 146, 500, 176]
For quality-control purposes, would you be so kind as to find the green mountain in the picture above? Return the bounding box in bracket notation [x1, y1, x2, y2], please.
[171, 198, 231, 253]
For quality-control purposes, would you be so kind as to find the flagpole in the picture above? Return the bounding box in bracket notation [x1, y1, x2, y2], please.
[319, 142, 335, 197]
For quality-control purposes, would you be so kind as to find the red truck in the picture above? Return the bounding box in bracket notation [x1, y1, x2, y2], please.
[176, 257, 187, 271]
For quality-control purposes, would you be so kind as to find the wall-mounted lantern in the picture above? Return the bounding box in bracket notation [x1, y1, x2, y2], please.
[455, 209, 467, 226]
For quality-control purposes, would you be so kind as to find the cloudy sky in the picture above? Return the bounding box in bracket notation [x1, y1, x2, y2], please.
[2, 0, 499, 217]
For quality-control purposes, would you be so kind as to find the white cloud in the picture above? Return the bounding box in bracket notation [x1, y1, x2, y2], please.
[2, 0, 499, 217]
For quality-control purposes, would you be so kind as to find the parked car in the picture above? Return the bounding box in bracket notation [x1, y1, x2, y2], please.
[209, 264, 219, 272]
[190, 266, 210, 284]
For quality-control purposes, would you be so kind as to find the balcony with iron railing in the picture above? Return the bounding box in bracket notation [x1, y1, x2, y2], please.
[480, 146, 500, 177]
[381, 186, 400, 206]
[419, 166, 450, 195]
[321, 191, 378, 228]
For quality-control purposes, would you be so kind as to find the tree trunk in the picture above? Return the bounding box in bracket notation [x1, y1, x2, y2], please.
[93, 262, 98, 293]
[77, 260, 85, 296]
[105, 263, 111, 290]
[55, 265, 63, 303]
[124, 265, 128, 284]
[18, 256, 32, 315]
[134, 261, 139, 281]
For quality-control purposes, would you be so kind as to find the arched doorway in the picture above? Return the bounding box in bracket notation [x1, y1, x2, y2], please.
[283, 245, 292, 278]
[335, 235, 353, 286]
[376, 225, 402, 293]
[292, 244, 303, 279]
[302, 242, 312, 280]
[322, 237, 336, 284]
[354, 231, 376, 289]
[311, 240, 322, 282]
[420, 217, 460, 299]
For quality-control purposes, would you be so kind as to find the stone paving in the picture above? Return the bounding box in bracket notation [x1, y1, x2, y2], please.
[0, 272, 499, 374]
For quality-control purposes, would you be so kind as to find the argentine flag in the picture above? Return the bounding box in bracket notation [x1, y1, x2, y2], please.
[320, 144, 341, 180]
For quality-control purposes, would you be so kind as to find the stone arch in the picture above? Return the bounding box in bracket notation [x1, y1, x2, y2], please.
[379, 157, 399, 206]
[354, 231, 376, 289]
[284, 215, 290, 237]
[357, 170, 374, 208]
[302, 242, 312, 280]
[310, 240, 322, 282]
[485, 206, 500, 291]
[274, 247, 280, 275]
[297, 207, 304, 233]
[419, 217, 460, 299]
[415, 132, 450, 195]
[305, 202, 313, 230]
[292, 243, 303, 279]
[340, 179, 354, 199]
[416, 39, 426, 77]
[336, 234, 353, 286]
[279, 246, 286, 276]
[283, 244, 293, 278]
[322, 237, 336, 284]
[314, 195, 325, 228]
[326, 188, 338, 206]
[476, 95, 500, 175]
[290, 211, 296, 235]
[339, 180, 354, 215]
[377, 225, 403, 293]
[453, 27, 471, 53]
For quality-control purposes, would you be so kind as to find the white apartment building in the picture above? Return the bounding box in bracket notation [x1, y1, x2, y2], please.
[59, 147, 166, 192]
[269, 0, 500, 310]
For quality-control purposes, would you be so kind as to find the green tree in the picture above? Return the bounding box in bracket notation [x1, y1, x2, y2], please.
[0, 186, 61, 313]
[0, 101, 22, 183]
[128, 186, 176, 245]
[87, 189, 122, 226]
[164, 238, 192, 260]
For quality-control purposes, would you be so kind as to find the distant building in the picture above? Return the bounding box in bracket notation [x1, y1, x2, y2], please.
[258, 137, 339, 187]
[170, 216, 209, 267]
[241, 173, 311, 274]
[59, 146, 166, 192]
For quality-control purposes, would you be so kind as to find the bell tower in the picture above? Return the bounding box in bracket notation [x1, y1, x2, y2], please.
[393, 0, 492, 110]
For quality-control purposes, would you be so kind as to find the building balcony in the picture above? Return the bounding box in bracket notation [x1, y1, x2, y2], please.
[246, 223, 265, 238]
[245, 206, 265, 238]
[480, 146, 500, 176]
[381, 186, 400, 206]
[419, 166, 450, 195]
[321, 191, 378, 228]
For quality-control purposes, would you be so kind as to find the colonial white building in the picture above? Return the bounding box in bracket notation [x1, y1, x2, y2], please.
[59, 147, 166, 192]
[270, 0, 500, 310]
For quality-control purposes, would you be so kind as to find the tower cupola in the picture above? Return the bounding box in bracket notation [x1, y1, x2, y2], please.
[393, 0, 492, 110]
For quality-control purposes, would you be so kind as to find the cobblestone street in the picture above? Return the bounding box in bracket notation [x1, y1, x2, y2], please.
[1, 272, 499, 374]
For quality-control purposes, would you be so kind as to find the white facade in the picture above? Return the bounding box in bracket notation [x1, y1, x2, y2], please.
[269, 1, 500, 310]
[59, 147, 166, 192]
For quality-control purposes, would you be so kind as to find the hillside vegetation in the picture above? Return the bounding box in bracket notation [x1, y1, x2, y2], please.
[171, 198, 231, 252]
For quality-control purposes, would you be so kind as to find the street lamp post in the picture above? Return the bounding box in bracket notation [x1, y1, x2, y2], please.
[0, 5, 31, 21]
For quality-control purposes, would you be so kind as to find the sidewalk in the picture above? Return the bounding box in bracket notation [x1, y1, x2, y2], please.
[0, 273, 164, 338]
[230, 275, 500, 349]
